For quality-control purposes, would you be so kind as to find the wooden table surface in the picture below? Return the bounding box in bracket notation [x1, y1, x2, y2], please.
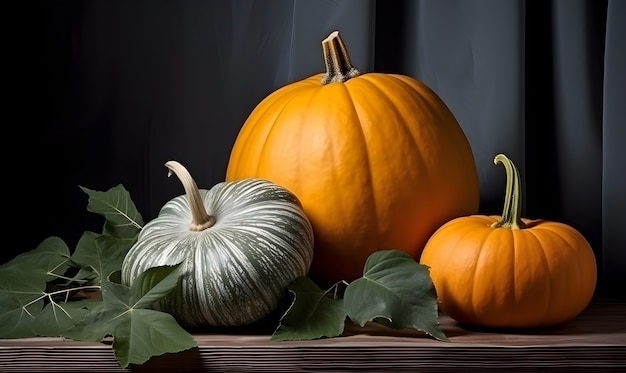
[1, 297, 625, 372]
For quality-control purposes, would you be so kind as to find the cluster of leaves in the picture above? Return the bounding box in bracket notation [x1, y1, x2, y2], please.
[0, 185, 447, 369]
[0, 185, 196, 367]
[273, 250, 447, 342]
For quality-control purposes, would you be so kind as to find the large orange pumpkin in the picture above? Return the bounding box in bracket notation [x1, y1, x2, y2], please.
[226, 31, 480, 284]
[420, 154, 597, 329]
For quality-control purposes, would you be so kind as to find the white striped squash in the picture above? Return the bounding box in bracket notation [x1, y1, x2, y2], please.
[121, 161, 314, 327]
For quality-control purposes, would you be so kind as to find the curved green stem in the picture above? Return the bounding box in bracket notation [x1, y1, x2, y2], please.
[321, 31, 361, 84]
[491, 153, 526, 229]
[165, 161, 216, 231]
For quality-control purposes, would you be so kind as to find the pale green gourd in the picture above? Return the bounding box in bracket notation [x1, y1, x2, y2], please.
[121, 161, 314, 327]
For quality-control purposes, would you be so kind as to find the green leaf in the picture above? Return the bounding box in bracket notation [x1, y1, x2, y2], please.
[70, 232, 134, 285]
[80, 184, 144, 239]
[130, 262, 182, 308]
[0, 266, 47, 338]
[344, 249, 448, 341]
[0, 238, 70, 338]
[113, 309, 196, 368]
[0, 264, 50, 292]
[0, 236, 70, 280]
[271, 276, 347, 341]
[64, 264, 196, 368]
[31, 299, 101, 337]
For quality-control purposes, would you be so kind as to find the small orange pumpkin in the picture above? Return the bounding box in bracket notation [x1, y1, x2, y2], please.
[226, 31, 479, 284]
[420, 154, 597, 329]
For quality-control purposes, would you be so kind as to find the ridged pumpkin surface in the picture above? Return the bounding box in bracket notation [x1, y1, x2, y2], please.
[122, 166, 314, 328]
[226, 32, 479, 284]
[420, 154, 597, 328]
[420, 215, 597, 328]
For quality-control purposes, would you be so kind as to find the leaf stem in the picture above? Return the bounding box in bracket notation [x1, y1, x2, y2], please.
[50, 272, 87, 283]
[23, 285, 102, 310]
[164, 161, 216, 231]
[491, 154, 526, 229]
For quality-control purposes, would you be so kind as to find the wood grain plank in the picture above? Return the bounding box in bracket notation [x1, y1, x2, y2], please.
[1, 298, 624, 372]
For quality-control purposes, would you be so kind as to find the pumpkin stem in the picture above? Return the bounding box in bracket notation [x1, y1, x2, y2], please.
[164, 161, 216, 231]
[491, 154, 526, 229]
[321, 31, 361, 84]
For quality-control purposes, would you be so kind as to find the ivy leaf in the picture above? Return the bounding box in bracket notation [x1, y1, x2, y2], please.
[0, 238, 74, 338]
[344, 249, 448, 342]
[64, 264, 197, 368]
[70, 232, 133, 285]
[0, 265, 47, 338]
[80, 184, 144, 239]
[0, 259, 102, 339]
[0, 236, 70, 279]
[31, 299, 102, 337]
[271, 276, 347, 341]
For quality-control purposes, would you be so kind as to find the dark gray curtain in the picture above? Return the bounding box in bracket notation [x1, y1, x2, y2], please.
[10, 0, 624, 296]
